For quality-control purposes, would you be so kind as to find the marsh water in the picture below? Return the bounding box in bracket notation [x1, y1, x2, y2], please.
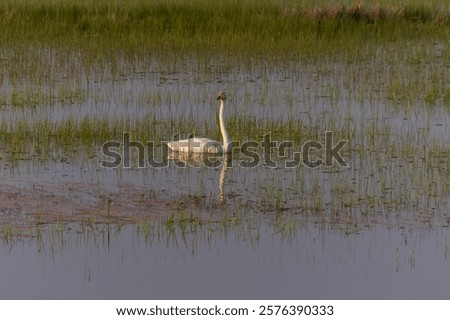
[2, 224, 450, 299]
[0, 41, 449, 299]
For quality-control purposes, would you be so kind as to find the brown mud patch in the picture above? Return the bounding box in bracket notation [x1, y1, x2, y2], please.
[0, 181, 211, 239]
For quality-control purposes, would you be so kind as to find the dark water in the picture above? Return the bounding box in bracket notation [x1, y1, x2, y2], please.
[1, 223, 449, 299]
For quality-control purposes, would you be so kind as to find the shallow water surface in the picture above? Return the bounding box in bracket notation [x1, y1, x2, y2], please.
[0, 39, 449, 299]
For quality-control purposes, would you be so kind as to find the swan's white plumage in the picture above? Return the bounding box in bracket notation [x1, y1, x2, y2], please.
[167, 91, 231, 154]
[167, 137, 223, 153]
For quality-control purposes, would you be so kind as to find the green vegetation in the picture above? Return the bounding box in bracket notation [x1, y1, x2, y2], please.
[0, 0, 448, 57]
[0, 0, 449, 239]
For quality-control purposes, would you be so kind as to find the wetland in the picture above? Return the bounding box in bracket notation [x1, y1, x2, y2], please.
[0, 0, 449, 299]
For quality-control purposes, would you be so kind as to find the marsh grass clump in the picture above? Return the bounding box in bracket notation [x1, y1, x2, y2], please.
[282, 3, 450, 25]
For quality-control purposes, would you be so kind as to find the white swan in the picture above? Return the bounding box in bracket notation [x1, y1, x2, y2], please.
[167, 91, 231, 154]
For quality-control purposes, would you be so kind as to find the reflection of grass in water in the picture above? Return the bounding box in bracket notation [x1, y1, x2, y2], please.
[1, 144, 449, 244]
[0, 0, 448, 111]
[0, 105, 448, 226]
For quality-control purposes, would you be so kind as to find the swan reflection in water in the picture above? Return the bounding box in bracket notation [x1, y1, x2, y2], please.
[167, 152, 230, 205]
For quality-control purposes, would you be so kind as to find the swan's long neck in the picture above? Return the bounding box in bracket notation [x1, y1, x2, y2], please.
[219, 99, 230, 152]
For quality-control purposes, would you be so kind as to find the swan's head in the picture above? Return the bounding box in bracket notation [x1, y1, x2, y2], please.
[217, 91, 227, 101]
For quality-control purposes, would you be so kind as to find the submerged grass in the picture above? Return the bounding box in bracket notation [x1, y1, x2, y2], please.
[0, 112, 350, 159]
[0, 0, 449, 239]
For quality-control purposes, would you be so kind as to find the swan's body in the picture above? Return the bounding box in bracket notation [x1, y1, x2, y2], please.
[167, 91, 231, 154]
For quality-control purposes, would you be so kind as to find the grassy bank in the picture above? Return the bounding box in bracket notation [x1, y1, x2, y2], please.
[0, 0, 449, 57]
